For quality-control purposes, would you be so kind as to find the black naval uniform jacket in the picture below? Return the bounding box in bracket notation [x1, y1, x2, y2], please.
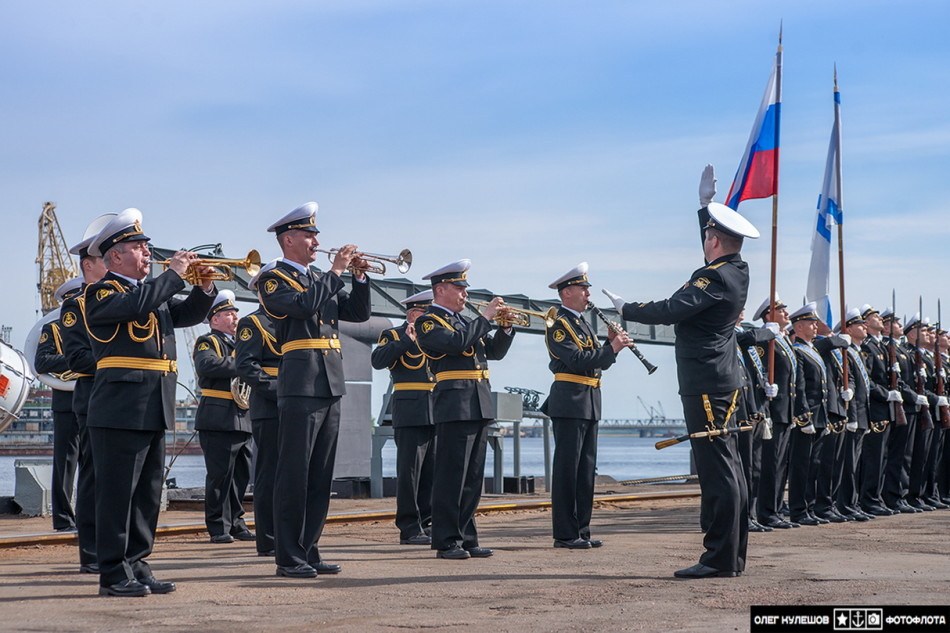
[902, 341, 937, 415]
[540, 307, 618, 421]
[83, 270, 214, 430]
[60, 287, 97, 418]
[863, 335, 892, 426]
[888, 338, 921, 416]
[194, 330, 250, 433]
[235, 310, 281, 422]
[736, 328, 773, 422]
[257, 261, 371, 398]
[35, 319, 77, 413]
[415, 307, 515, 423]
[371, 323, 434, 428]
[845, 345, 871, 430]
[621, 252, 748, 397]
[754, 334, 807, 426]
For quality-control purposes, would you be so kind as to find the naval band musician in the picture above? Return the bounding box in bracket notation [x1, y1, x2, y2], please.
[256, 202, 371, 579]
[235, 260, 282, 557]
[194, 290, 255, 544]
[371, 289, 437, 546]
[542, 262, 629, 550]
[604, 165, 758, 579]
[60, 212, 115, 574]
[414, 260, 515, 560]
[83, 207, 215, 597]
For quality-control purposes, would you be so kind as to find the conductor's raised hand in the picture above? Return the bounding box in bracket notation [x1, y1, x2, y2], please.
[699, 164, 717, 207]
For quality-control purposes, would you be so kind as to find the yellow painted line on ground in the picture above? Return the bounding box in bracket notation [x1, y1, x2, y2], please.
[0, 489, 699, 549]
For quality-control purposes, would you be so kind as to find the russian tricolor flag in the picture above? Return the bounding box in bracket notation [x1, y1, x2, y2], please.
[725, 48, 782, 210]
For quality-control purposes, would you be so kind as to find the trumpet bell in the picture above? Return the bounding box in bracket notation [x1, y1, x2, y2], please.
[395, 249, 412, 274]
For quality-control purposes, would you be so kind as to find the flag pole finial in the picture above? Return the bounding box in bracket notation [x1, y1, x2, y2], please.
[778, 20, 783, 49]
[834, 63, 838, 91]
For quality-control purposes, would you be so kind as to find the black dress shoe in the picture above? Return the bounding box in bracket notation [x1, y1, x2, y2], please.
[257, 550, 276, 557]
[210, 534, 235, 544]
[436, 546, 470, 560]
[845, 512, 869, 522]
[314, 561, 342, 575]
[55, 525, 77, 533]
[231, 529, 256, 541]
[909, 500, 935, 511]
[400, 534, 432, 545]
[748, 520, 772, 533]
[138, 576, 176, 594]
[79, 563, 100, 574]
[673, 562, 737, 579]
[928, 499, 949, 509]
[897, 502, 920, 514]
[98, 579, 151, 597]
[586, 539, 604, 548]
[465, 547, 493, 558]
[816, 512, 846, 524]
[276, 564, 317, 578]
[554, 538, 591, 550]
[762, 518, 792, 529]
[792, 516, 820, 526]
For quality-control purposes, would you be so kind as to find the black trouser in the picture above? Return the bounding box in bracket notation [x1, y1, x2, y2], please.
[812, 430, 838, 517]
[859, 423, 891, 511]
[922, 425, 944, 503]
[681, 393, 748, 573]
[757, 421, 791, 523]
[430, 419, 490, 552]
[393, 425, 436, 540]
[251, 416, 278, 553]
[551, 417, 599, 542]
[274, 396, 340, 568]
[787, 427, 817, 520]
[908, 423, 933, 503]
[940, 430, 950, 502]
[198, 430, 252, 537]
[837, 429, 865, 514]
[75, 414, 97, 566]
[883, 413, 917, 507]
[51, 409, 80, 530]
[89, 427, 164, 587]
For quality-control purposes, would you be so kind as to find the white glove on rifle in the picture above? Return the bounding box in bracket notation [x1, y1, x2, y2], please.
[763, 322, 781, 338]
[886, 390, 903, 403]
[840, 388, 854, 402]
[938, 396, 949, 407]
[762, 417, 773, 440]
[764, 383, 779, 398]
[801, 423, 816, 435]
[839, 333, 852, 346]
[602, 288, 626, 314]
[919, 367, 928, 379]
[891, 363, 901, 374]
[915, 394, 928, 407]
[699, 164, 717, 207]
[846, 421, 858, 432]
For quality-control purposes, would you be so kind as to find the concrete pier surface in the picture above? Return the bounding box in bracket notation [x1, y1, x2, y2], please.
[0, 485, 947, 632]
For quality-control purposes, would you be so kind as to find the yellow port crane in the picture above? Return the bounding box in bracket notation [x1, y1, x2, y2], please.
[36, 202, 79, 314]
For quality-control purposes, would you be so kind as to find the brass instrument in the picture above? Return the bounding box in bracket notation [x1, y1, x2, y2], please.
[156, 249, 262, 285]
[230, 377, 251, 410]
[316, 248, 412, 275]
[469, 301, 557, 328]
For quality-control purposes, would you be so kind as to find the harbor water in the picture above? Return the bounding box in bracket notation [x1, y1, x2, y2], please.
[0, 435, 691, 496]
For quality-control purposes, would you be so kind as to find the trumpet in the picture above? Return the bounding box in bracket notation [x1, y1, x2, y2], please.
[156, 249, 262, 285]
[316, 248, 412, 275]
[469, 301, 558, 328]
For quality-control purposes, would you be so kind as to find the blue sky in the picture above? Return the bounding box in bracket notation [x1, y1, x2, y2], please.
[3, 1, 949, 419]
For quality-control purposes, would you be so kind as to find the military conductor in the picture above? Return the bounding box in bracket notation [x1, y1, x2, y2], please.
[84, 208, 215, 596]
[256, 202, 371, 579]
[605, 166, 759, 578]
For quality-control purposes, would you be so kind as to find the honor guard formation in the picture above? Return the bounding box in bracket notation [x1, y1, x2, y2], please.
[28, 165, 950, 595]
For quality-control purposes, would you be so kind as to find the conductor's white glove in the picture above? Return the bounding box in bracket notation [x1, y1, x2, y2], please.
[915, 394, 928, 407]
[764, 322, 781, 338]
[846, 421, 858, 432]
[602, 288, 626, 314]
[938, 396, 949, 407]
[840, 388, 854, 402]
[886, 390, 903, 403]
[801, 423, 816, 435]
[839, 333, 852, 346]
[764, 383, 779, 399]
[699, 164, 717, 207]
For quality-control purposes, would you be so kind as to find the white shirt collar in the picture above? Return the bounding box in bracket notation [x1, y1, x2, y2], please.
[280, 258, 310, 275]
[112, 271, 143, 286]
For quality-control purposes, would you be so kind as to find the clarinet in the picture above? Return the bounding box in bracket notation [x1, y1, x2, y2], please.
[586, 302, 658, 374]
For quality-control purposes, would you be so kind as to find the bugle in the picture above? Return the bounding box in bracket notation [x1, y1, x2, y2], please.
[156, 249, 262, 285]
[469, 301, 557, 328]
[316, 248, 412, 275]
[587, 303, 658, 374]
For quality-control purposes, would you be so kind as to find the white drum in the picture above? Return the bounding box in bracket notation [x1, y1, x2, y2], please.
[0, 340, 33, 433]
[24, 307, 75, 392]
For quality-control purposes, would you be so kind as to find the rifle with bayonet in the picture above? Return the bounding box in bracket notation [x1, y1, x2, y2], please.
[935, 299, 950, 429]
[888, 289, 907, 426]
[913, 296, 934, 432]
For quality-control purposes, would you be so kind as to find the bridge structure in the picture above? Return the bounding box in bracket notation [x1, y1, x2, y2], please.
[514, 417, 686, 438]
